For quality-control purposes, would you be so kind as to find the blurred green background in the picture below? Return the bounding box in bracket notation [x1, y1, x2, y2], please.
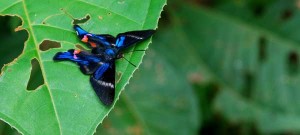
[2, 0, 300, 134]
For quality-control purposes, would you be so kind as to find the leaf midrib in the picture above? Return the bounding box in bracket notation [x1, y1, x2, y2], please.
[22, 0, 62, 134]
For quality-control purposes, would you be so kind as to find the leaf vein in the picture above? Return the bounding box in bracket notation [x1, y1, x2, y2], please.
[22, 0, 63, 134]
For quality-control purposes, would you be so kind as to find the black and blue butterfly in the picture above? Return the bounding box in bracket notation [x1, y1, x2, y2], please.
[53, 25, 155, 106]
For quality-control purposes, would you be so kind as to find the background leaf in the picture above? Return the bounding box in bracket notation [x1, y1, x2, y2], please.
[159, 1, 300, 134]
[0, 0, 165, 134]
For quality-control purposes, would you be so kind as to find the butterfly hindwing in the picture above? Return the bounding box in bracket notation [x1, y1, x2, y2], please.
[79, 64, 99, 75]
[90, 62, 115, 106]
[115, 30, 156, 49]
[53, 49, 102, 75]
[54, 49, 115, 105]
[53, 49, 89, 65]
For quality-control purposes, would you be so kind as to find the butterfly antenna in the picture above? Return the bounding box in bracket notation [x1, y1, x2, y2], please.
[122, 56, 137, 67]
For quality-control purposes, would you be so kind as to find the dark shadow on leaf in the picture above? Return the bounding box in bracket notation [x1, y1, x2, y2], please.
[242, 71, 254, 99]
[258, 36, 267, 63]
[252, 5, 265, 17]
[280, 9, 293, 21]
[287, 51, 299, 75]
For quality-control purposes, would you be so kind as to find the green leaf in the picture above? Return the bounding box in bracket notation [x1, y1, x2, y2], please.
[175, 4, 300, 134]
[0, 0, 166, 134]
[95, 48, 200, 135]
[148, 2, 300, 134]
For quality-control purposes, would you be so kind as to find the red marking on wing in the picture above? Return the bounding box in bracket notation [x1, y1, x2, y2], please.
[90, 42, 97, 48]
[81, 35, 88, 43]
[74, 49, 81, 54]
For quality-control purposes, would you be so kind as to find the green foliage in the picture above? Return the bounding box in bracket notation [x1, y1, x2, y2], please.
[2, 0, 300, 135]
[155, 0, 300, 134]
[0, 0, 165, 134]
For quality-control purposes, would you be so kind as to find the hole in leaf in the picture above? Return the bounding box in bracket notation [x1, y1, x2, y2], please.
[39, 40, 61, 51]
[73, 15, 90, 25]
[0, 16, 27, 72]
[59, 8, 90, 25]
[287, 51, 299, 75]
[27, 58, 44, 91]
[242, 71, 254, 99]
[280, 9, 293, 21]
[258, 36, 267, 62]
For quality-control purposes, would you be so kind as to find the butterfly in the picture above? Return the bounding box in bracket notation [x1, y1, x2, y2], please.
[53, 25, 155, 106]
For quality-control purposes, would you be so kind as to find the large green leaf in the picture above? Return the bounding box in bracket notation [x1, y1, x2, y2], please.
[0, 0, 166, 134]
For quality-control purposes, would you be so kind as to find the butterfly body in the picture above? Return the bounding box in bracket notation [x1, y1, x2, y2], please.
[53, 25, 155, 106]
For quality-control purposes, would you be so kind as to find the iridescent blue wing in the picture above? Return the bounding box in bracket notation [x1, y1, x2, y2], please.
[115, 30, 155, 49]
[53, 49, 88, 65]
[53, 49, 101, 75]
[90, 62, 115, 106]
[90, 34, 116, 47]
[74, 25, 89, 39]
[74, 25, 116, 47]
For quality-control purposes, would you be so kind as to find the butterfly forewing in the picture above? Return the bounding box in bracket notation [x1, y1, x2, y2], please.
[115, 30, 156, 49]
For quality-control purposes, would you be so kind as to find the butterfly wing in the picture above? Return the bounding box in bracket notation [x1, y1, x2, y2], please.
[115, 30, 155, 49]
[53, 49, 101, 75]
[90, 62, 115, 106]
[74, 25, 89, 39]
[89, 34, 116, 47]
[53, 49, 88, 65]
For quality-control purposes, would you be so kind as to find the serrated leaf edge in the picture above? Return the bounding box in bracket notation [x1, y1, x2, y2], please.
[91, 1, 167, 134]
